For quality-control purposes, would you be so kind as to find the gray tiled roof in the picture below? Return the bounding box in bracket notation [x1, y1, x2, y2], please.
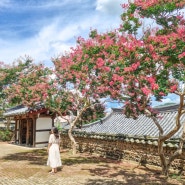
[3, 104, 45, 117]
[77, 105, 185, 139]
[4, 105, 29, 117]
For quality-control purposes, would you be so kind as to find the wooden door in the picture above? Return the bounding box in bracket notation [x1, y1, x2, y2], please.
[21, 120, 27, 144]
[21, 118, 33, 146]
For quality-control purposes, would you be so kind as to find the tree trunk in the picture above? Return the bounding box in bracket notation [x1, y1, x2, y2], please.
[67, 102, 90, 154]
[150, 93, 185, 177]
[158, 131, 185, 177]
[162, 163, 170, 177]
[68, 125, 77, 155]
[158, 137, 169, 176]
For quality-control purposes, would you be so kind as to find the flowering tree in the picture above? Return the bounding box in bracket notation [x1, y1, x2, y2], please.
[118, 0, 185, 176]
[0, 57, 33, 108]
[5, 54, 107, 154]
[4, 0, 185, 175]
[79, 0, 185, 176]
[55, 0, 185, 176]
[0, 57, 33, 129]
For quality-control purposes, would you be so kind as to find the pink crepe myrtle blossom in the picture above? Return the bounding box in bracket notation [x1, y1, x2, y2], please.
[141, 87, 151, 96]
[96, 58, 105, 68]
[178, 52, 185, 59]
[109, 81, 114, 86]
[147, 76, 155, 84]
[124, 67, 133, 72]
[103, 66, 111, 72]
[115, 67, 120, 72]
[170, 85, 177, 93]
[159, 92, 165, 96]
[151, 83, 159, 90]
[131, 62, 140, 70]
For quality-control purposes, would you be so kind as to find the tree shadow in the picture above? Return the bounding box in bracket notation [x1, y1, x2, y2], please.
[62, 154, 118, 166]
[2, 148, 117, 167]
[2, 149, 47, 165]
[85, 178, 177, 185]
[83, 164, 184, 185]
[86, 178, 126, 185]
[1, 148, 115, 166]
[1, 148, 184, 184]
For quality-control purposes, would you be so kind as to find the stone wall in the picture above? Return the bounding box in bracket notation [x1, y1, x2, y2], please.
[61, 132, 185, 171]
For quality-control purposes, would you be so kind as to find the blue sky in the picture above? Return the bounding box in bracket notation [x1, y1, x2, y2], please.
[104, 93, 180, 111]
[0, 0, 180, 108]
[0, 0, 124, 66]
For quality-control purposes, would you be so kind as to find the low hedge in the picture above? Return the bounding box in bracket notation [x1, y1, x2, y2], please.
[0, 129, 13, 141]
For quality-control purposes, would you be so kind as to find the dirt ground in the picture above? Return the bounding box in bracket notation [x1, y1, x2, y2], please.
[0, 142, 185, 185]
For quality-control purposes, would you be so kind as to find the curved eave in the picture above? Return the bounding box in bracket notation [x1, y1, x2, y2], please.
[3, 107, 29, 117]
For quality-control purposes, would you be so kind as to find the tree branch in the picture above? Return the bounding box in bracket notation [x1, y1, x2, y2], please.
[145, 109, 164, 135]
[160, 93, 184, 142]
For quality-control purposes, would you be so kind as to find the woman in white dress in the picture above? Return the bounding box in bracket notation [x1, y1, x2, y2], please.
[47, 127, 62, 174]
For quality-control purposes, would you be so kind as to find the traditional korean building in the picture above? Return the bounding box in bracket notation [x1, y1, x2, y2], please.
[75, 104, 185, 138]
[62, 104, 185, 148]
[60, 104, 185, 168]
[3, 104, 55, 147]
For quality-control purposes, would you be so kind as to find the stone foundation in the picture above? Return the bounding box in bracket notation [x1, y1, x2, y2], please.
[61, 132, 185, 171]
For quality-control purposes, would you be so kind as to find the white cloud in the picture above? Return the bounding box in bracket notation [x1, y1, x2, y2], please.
[0, 0, 126, 65]
[96, 0, 125, 15]
[0, 0, 11, 8]
[152, 94, 180, 107]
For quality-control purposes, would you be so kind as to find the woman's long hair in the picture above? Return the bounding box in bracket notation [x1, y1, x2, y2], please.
[52, 127, 59, 139]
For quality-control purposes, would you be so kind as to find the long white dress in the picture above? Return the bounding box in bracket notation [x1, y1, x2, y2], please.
[47, 134, 62, 168]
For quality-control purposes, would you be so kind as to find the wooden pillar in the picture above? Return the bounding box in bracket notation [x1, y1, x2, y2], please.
[18, 119, 21, 144]
[16, 119, 19, 144]
[26, 118, 29, 145]
[15, 119, 17, 143]
[33, 117, 37, 147]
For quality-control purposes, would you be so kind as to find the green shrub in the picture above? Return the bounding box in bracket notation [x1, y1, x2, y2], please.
[0, 129, 12, 141]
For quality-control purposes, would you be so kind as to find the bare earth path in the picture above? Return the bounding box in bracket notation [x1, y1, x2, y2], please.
[0, 142, 184, 185]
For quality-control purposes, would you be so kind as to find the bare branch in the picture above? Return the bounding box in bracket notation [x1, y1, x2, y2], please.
[160, 93, 184, 141]
[168, 128, 185, 164]
[145, 109, 164, 135]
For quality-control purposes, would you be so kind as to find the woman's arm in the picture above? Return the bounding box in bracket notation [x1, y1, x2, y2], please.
[47, 143, 52, 153]
[47, 134, 54, 152]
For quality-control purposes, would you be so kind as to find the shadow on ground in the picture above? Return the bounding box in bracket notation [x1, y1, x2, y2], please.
[85, 166, 182, 185]
[2, 149, 48, 165]
[1, 148, 184, 184]
[2, 148, 119, 166]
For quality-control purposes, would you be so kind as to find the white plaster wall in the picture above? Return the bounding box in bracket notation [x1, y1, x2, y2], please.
[36, 117, 52, 146]
[16, 122, 19, 140]
[36, 117, 52, 130]
[36, 131, 50, 142]
[16, 131, 19, 140]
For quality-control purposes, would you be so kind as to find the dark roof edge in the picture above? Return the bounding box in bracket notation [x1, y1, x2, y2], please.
[112, 104, 181, 113]
[3, 103, 46, 117]
[154, 104, 181, 112]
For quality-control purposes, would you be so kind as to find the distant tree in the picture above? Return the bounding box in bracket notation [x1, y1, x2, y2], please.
[5, 55, 107, 154]
[77, 103, 105, 127]
[0, 57, 33, 130]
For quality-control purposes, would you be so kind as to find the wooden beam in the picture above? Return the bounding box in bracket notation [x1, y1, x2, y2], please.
[18, 120, 21, 144]
[26, 118, 29, 145]
[33, 117, 37, 147]
[14, 120, 17, 143]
